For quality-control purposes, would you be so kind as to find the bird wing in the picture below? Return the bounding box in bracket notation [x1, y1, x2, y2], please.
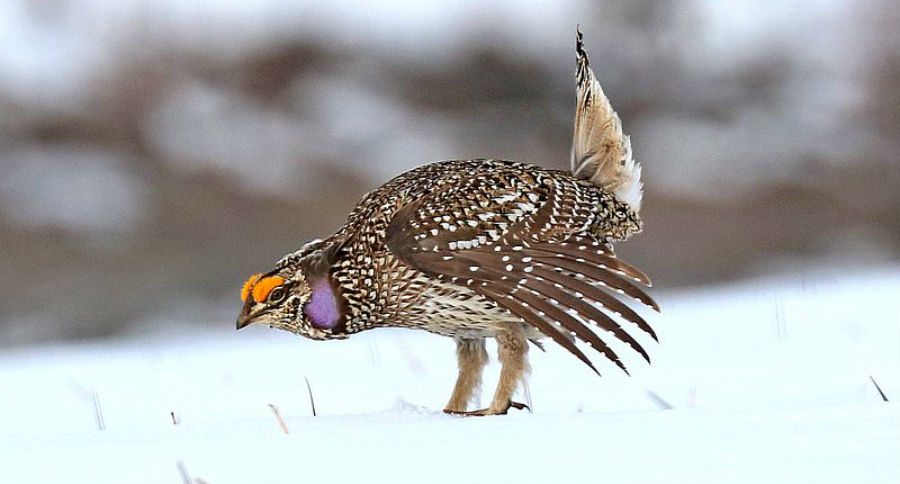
[385, 170, 658, 375]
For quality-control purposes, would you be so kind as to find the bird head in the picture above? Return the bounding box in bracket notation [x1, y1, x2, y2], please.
[236, 264, 348, 340]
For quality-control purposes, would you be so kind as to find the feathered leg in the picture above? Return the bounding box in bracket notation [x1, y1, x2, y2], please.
[443, 338, 488, 413]
[487, 326, 530, 414]
[446, 325, 530, 416]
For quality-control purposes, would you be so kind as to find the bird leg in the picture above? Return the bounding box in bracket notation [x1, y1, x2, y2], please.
[488, 327, 530, 413]
[443, 338, 488, 413]
[445, 326, 530, 416]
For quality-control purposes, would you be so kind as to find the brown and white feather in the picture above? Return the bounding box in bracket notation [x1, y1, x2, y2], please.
[572, 28, 644, 212]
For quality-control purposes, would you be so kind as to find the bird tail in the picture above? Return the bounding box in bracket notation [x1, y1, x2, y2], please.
[570, 27, 643, 213]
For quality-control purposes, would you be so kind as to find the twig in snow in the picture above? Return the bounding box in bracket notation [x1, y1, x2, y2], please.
[176, 461, 191, 484]
[774, 297, 787, 342]
[644, 389, 674, 410]
[268, 404, 290, 434]
[522, 378, 534, 413]
[869, 376, 889, 402]
[305, 376, 317, 417]
[90, 391, 105, 431]
[170, 411, 179, 425]
[366, 337, 380, 366]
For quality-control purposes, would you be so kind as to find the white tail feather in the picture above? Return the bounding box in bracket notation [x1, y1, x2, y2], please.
[571, 28, 643, 212]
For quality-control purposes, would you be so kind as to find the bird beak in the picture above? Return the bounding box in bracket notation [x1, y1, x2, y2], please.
[236, 313, 254, 330]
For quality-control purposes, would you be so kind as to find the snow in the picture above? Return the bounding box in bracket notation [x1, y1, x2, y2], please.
[1, 267, 898, 483]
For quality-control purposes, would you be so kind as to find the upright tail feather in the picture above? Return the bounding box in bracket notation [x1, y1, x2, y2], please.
[571, 27, 643, 213]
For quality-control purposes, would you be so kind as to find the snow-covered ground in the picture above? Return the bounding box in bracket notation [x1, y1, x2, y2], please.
[1, 267, 898, 484]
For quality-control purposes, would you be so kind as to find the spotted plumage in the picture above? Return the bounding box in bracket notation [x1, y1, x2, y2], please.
[236, 28, 659, 416]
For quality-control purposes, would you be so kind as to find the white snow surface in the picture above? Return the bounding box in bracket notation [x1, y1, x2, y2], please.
[1, 267, 898, 484]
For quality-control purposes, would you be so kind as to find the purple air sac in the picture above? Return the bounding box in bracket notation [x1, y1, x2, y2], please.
[304, 278, 341, 329]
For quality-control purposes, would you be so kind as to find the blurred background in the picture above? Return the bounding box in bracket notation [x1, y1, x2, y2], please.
[1, 0, 897, 348]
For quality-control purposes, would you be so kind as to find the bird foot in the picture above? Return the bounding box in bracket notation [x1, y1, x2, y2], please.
[443, 401, 530, 416]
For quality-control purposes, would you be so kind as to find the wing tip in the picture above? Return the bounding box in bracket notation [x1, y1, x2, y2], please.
[576, 25, 585, 57]
[576, 25, 590, 87]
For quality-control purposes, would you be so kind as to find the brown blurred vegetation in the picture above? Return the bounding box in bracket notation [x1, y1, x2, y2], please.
[1, 1, 898, 346]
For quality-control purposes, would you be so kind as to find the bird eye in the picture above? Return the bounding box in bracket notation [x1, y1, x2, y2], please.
[267, 286, 287, 304]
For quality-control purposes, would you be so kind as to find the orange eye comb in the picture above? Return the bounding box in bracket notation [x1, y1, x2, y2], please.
[242, 275, 287, 303]
[252, 275, 286, 303]
[241, 274, 262, 303]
